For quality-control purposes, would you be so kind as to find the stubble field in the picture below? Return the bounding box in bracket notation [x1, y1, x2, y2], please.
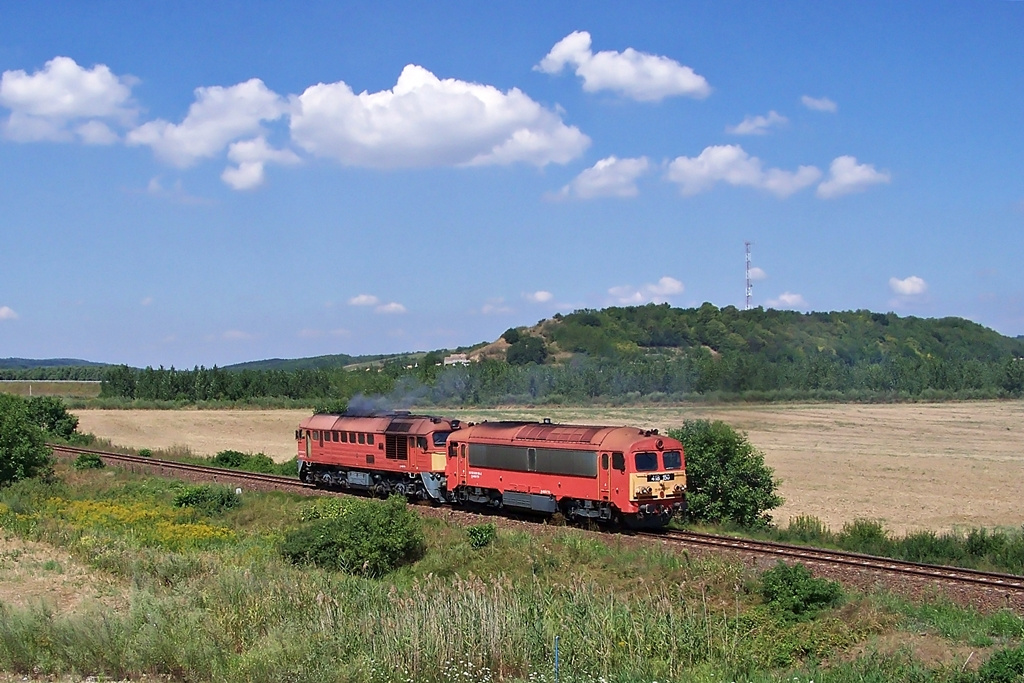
[74, 401, 1024, 535]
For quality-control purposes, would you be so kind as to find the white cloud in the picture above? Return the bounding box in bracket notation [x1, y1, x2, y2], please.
[0, 306, 18, 320]
[726, 111, 787, 135]
[816, 155, 891, 198]
[889, 275, 927, 296]
[482, 299, 514, 315]
[349, 294, 380, 306]
[298, 328, 322, 339]
[767, 292, 807, 308]
[525, 290, 554, 303]
[749, 266, 767, 281]
[666, 145, 821, 198]
[290, 64, 589, 168]
[801, 95, 837, 113]
[221, 136, 300, 190]
[376, 302, 407, 314]
[555, 155, 649, 199]
[536, 31, 710, 102]
[140, 297, 153, 306]
[222, 330, 255, 341]
[0, 56, 137, 142]
[142, 176, 211, 205]
[609, 276, 684, 305]
[128, 79, 287, 167]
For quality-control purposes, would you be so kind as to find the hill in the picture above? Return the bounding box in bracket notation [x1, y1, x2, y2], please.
[0, 357, 107, 369]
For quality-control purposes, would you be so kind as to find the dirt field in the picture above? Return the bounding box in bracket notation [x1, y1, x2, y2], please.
[74, 402, 1024, 535]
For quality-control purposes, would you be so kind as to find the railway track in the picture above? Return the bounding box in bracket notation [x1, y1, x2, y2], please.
[49, 444, 316, 494]
[641, 529, 1024, 594]
[49, 443, 1024, 601]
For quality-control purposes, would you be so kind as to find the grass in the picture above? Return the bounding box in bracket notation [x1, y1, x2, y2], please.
[0, 466, 1021, 682]
[0, 381, 101, 398]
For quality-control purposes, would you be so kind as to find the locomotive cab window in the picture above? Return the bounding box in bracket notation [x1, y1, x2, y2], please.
[417, 436, 428, 450]
[635, 452, 658, 472]
[449, 442, 458, 458]
[662, 450, 682, 470]
[433, 431, 451, 447]
[612, 452, 625, 471]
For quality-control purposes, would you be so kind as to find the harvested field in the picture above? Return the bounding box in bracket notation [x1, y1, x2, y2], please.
[0, 380, 101, 398]
[73, 401, 1024, 535]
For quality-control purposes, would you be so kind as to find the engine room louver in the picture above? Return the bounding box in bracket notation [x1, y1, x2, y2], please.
[514, 425, 602, 444]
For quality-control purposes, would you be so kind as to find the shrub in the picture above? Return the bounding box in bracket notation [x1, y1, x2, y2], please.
[211, 450, 248, 468]
[72, 453, 105, 470]
[467, 523, 497, 548]
[779, 515, 831, 545]
[0, 394, 54, 487]
[501, 327, 521, 345]
[977, 643, 1024, 682]
[173, 485, 240, 515]
[280, 495, 424, 576]
[25, 396, 80, 441]
[759, 561, 843, 619]
[667, 420, 782, 528]
[138, 448, 153, 457]
[837, 519, 892, 556]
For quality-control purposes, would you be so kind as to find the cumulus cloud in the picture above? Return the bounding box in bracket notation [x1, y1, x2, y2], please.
[291, 64, 589, 168]
[801, 95, 837, 113]
[376, 302, 407, 314]
[349, 294, 380, 306]
[128, 79, 288, 167]
[537, 31, 710, 102]
[608, 276, 684, 305]
[221, 329, 255, 341]
[767, 292, 807, 308]
[666, 145, 821, 198]
[0, 306, 18, 320]
[816, 155, 890, 198]
[555, 155, 649, 199]
[726, 111, 787, 135]
[0, 56, 137, 142]
[749, 266, 767, 281]
[221, 136, 301, 190]
[140, 297, 153, 306]
[889, 275, 927, 296]
[525, 290, 554, 303]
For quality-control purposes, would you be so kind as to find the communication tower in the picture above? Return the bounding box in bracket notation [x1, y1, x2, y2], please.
[744, 241, 753, 310]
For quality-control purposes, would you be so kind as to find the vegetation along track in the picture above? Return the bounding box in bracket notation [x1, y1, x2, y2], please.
[49, 444, 1024, 611]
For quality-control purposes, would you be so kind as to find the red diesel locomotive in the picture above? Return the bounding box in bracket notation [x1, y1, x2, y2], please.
[296, 413, 686, 528]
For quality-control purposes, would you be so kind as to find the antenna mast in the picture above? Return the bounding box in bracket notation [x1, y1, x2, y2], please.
[744, 241, 753, 310]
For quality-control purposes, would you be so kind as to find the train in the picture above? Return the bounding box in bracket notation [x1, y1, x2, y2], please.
[295, 412, 686, 529]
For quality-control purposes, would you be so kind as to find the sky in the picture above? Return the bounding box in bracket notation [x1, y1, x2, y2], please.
[1, 1, 1022, 367]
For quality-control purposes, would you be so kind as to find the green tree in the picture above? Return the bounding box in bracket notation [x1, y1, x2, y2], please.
[506, 336, 548, 365]
[26, 396, 79, 440]
[1001, 358, 1024, 396]
[0, 394, 54, 487]
[501, 327, 521, 345]
[668, 419, 782, 528]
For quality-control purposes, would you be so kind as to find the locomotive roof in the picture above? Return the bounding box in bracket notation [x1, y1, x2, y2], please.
[299, 413, 454, 434]
[462, 421, 672, 450]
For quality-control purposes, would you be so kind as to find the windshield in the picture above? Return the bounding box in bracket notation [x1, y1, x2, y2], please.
[634, 452, 659, 472]
[662, 450, 682, 470]
[432, 431, 451, 447]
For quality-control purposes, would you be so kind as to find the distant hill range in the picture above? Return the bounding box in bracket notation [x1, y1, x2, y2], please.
[0, 358, 108, 370]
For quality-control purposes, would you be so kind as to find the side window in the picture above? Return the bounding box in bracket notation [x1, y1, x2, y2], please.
[449, 442, 458, 458]
[460, 444, 467, 458]
[312, 430, 319, 440]
[366, 454, 374, 464]
[528, 448, 537, 472]
[367, 434, 374, 445]
[349, 432, 356, 442]
[358, 433, 366, 445]
[417, 436, 427, 450]
[340, 432, 348, 443]
[332, 431, 339, 442]
[612, 452, 625, 471]
[601, 453, 609, 470]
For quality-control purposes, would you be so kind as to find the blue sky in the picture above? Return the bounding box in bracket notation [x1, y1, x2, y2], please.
[1, 1, 1022, 367]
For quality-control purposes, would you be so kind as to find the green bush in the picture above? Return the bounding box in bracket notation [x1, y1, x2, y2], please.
[210, 450, 282, 474]
[758, 561, 843, 619]
[280, 495, 424, 576]
[138, 448, 153, 457]
[173, 485, 240, 515]
[668, 419, 782, 528]
[977, 643, 1024, 682]
[837, 519, 892, 556]
[467, 523, 497, 548]
[0, 394, 54, 487]
[72, 453, 105, 470]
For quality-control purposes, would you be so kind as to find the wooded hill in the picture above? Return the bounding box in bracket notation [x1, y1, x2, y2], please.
[90, 304, 1024, 404]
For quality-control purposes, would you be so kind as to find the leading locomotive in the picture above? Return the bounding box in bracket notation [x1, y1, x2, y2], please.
[296, 412, 685, 529]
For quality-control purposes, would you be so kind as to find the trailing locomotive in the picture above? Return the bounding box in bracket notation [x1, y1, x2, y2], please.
[296, 412, 685, 529]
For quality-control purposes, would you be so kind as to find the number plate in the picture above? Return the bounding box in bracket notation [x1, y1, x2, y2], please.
[646, 473, 675, 482]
